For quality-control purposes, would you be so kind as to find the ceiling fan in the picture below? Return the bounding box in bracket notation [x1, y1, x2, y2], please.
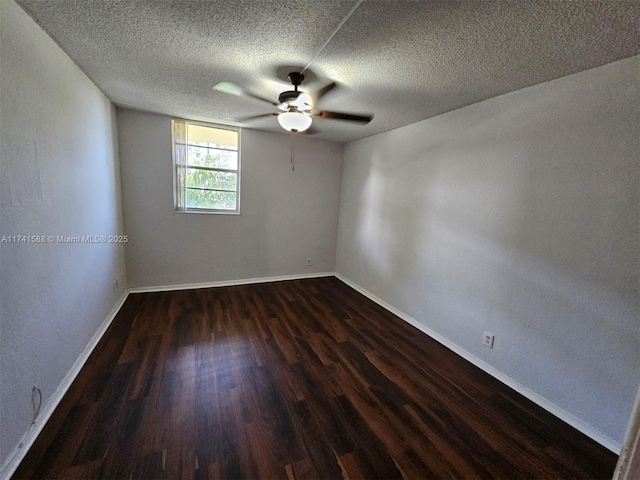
[213, 72, 373, 133]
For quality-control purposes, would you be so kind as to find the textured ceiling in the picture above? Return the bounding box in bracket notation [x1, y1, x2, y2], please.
[15, 0, 640, 143]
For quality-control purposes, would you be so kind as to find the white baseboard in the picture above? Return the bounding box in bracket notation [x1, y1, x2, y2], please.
[0, 291, 130, 480]
[334, 273, 622, 454]
[128, 271, 335, 293]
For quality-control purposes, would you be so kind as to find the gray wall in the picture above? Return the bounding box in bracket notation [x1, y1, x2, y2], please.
[0, 0, 127, 470]
[336, 56, 640, 444]
[117, 109, 343, 288]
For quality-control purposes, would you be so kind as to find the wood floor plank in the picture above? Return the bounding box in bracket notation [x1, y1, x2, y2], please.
[13, 277, 618, 479]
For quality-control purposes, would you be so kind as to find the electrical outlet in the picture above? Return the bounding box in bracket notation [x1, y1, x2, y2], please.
[483, 332, 495, 348]
[306, 258, 312, 266]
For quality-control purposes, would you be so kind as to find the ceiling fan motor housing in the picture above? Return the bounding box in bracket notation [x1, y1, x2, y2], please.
[278, 72, 306, 105]
[278, 90, 301, 104]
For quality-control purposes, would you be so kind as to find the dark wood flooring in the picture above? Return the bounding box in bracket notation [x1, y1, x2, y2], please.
[13, 277, 617, 479]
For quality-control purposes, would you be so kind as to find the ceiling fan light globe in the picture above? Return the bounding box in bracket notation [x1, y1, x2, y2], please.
[278, 112, 312, 133]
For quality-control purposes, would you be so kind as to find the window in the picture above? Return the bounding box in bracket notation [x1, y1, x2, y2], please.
[173, 119, 240, 213]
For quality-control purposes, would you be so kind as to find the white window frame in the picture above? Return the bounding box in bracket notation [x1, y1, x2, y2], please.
[172, 118, 241, 214]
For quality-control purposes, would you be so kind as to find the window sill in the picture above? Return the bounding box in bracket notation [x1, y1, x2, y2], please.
[174, 209, 240, 215]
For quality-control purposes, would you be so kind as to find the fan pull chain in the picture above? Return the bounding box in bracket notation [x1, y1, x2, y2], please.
[290, 134, 295, 171]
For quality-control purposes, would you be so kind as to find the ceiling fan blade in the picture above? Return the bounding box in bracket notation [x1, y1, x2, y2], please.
[237, 112, 278, 122]
[213, 82, 276, 106]
[312, 82, 337, 104]
[312, 110, 373, 124]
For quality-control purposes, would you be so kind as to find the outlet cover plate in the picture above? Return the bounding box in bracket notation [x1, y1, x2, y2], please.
[483, 332, 495, 348]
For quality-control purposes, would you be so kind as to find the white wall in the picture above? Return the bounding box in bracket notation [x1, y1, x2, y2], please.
[0, 0, 127, 472]
[336, 56, 639, 445]
[117, 109, 343, 288]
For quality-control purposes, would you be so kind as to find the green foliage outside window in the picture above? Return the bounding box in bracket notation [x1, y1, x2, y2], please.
[186, 151, 238, 210]
[186, 189, 237, 210]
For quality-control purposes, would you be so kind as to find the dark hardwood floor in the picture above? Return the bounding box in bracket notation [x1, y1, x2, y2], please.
[13, 277, 617, 479]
